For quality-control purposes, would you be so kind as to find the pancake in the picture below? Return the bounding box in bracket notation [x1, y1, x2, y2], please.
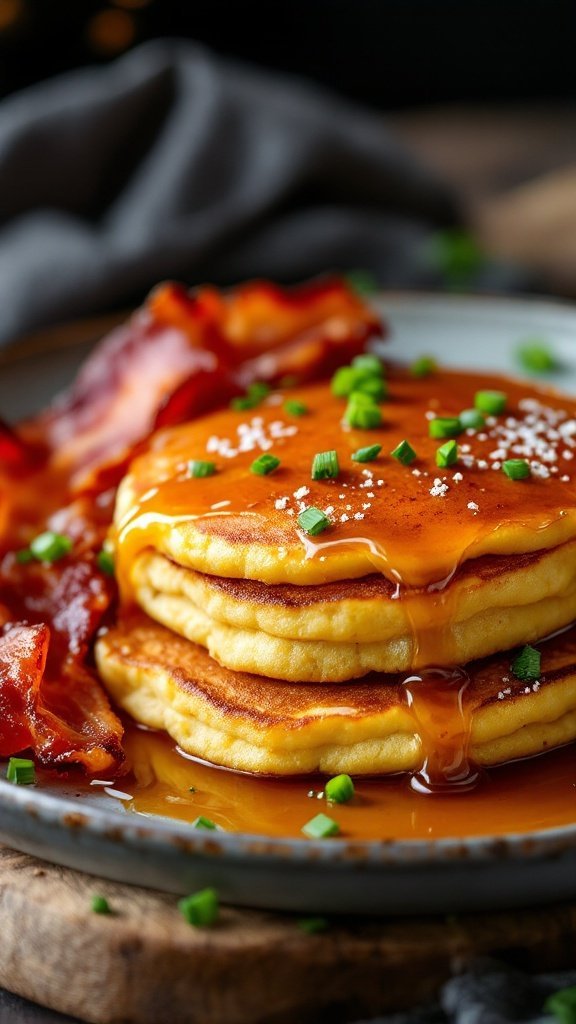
[114, 367, 576, 593]
[95, 611, 576, 776]
[112, 363, 576, 678]
[130, 543, 576, 679]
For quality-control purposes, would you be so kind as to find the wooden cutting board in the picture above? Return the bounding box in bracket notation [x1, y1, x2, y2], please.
[0, 846, 573, 1024]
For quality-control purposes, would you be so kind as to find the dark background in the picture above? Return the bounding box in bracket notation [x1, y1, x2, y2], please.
[0, 0, 574, 109]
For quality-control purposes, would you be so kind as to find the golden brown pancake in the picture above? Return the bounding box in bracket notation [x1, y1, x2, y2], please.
[95, 611, 576, 776]
[114, 368, 576, 592]
[130, 543, 576, 679]
[111, 364, 576, 682]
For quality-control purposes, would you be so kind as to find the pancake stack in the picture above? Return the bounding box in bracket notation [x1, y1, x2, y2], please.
[96, 358, 576, 781]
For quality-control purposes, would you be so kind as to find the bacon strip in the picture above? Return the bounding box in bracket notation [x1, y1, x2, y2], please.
[0, 623, 123, 772]
[31, 277, 382, 491]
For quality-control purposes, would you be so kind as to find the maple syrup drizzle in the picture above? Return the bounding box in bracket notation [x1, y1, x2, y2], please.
[116, 723, 576, 840]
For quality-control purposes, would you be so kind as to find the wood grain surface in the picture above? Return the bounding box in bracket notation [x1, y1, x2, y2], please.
[0, 846, 573, 1024]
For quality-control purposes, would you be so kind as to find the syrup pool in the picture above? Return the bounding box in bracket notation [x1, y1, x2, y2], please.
[117, 724, 576, 841]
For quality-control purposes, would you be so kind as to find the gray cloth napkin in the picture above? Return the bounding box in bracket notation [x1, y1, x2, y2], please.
[0, 38, 458, 346]
[0, 960, 573, 1023]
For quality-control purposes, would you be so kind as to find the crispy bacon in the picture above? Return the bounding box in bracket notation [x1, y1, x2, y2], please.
[0, 275, 384, 773]
[0, 416, 30, 468]
[0, 624, 123, 772]
[32, 277, 382, 491]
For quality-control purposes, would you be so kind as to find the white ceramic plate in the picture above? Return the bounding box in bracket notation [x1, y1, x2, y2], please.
[0, 293, 575, 915]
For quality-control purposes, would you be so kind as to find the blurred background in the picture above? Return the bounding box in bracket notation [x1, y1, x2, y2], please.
[1, 0, 576, 343]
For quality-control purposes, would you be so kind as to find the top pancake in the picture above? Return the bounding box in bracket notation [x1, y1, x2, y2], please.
[113, 366, 576, 591]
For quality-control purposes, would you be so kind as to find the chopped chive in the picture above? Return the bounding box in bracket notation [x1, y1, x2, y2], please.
[284, 399, 308, 417]
[188, 460, 216, 478]
[325, 774, 355, 804]
[97, 549, 115, 576]
[410, 355, 437, 378]
[230, 381, 271, 411]
[425, 230, 485, 289]
[351, 444, 382, 463]
[390, 439, 417, 466]
[6, 757, 35, 785]
[344, 394, 383, 429]
[436, 440, 458, 468]
[297, 507, 331, 536]
[311, 450, 339, 480]
[459, 408, 485, 430]
[192, 815, 217, 830]
[15, 548, 33, 564]
[502, 458, 530, 481]
[302, 812, 340, 839]
[178, 888, 219, 928]
[352, 353, 384, 376]
[354, 375, 387, 401]
[474, 390, 507, 415]
[298, 916, 329, 934]
[511, 645, 541, 682]
[250, 454, 281, 476]
[230, 395, 259, 411]
[345, 269, 378, 296]
[429, 417, 462, 439]
[91, 895, 111, 915]
[247, 381, 271, 400]
[516, 340, 557, 374]
[29, 531, 72, 563]
[544, 986, 576, 1024]
[331, 366, 361, 398]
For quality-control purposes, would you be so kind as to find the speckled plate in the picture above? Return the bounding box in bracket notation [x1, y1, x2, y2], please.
[0, 293, 575, 916]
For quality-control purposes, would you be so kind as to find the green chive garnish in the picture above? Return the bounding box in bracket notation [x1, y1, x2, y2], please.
[331, 366, 361, 398]
[428, 417, 462, 439]
[344, 394, 383, 429]
[298, 917, 329, 934]
[250, 454, 281, 476]
[354, 375, 387, 401]
[436, 440, 458, 468]
[284, 399, 308, 417]
[502, 458, 530, 481]
[410, 355, 437, 378]
[517, 340, 557, 374]
[230, 382, 271, 411]
[247, 381, 271, 401]
[178, 888, 219, 928]
[459, 408, 486, 430]
[230, 395, 259, 411]
[351, 444, 382, 463]
[15, 549, 33, 564]
[302, 813, 340, 839]
[544, 986, 576, 1024]
[511, 645, 541, 682]
[29, 532, 72, 563]
[325, 774, 355, 804]
[297, 507, 331, 536]
[6, 757, 35, 785]
[391, 439, 417, 466]
[311, 450, 339, 480]
[97, 549, 115, 576]
[352, 353, 384, 376]
[192, 816, 217, 830]
[474, 390, 507, 415]
[188, 460, 216, 478]
[91, 895, 111, 915]
[345, 269, 378, 296]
